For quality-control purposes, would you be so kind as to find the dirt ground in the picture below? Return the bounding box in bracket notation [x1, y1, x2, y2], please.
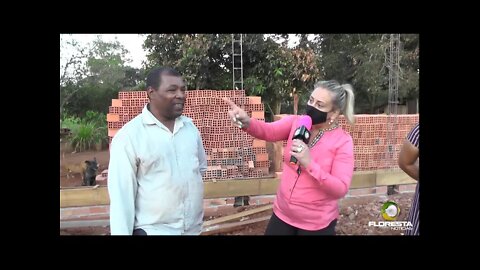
[200, 192, 414, 235]
[60, 148, 415, 235]
[60, 148, 110, 188]
[60, 192, 414, 236]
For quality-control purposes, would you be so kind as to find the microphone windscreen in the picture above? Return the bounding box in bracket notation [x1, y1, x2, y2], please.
[297, 115, 312, 130]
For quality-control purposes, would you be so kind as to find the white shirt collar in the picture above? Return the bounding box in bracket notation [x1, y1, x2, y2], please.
[141, 104, 188, 133]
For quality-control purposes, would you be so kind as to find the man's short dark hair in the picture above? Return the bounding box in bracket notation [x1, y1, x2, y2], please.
[146, 67, 182, 90]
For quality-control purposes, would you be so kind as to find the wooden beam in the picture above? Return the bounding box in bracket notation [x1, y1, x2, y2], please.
[60, 219, 109, 229]
[271, 141, 284, 173]
[60, 186, 110, 208]
[59, 170, 416, 208]
[375, 169, 416, 186]
[203, 204, 273, 227]
[350, 171, 376, 189]
[60, 178, 280, 208]
[203, 177, 279, 198]
[276, 170, 378, 189]
[201, 215, 271, 235]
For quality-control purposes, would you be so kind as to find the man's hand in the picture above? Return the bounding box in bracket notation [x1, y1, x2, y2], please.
[222, 97, 251, 129]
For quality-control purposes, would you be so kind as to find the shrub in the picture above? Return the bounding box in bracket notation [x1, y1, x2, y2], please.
[61, 111, 107, 152]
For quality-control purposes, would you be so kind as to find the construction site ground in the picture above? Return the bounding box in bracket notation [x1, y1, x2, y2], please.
[60, 148, 110, 188]
[60, 149, 415, 236]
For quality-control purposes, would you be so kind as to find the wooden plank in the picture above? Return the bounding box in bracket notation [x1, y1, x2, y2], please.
[255, 168, 377, 190]
[201, 215, 271, 235]
[60, 170, 415, 208]
[350, 171, 376, 189]
[203, 177, 279, 198]
[60, 178, 279, 208]
[375, 169, 417, 186]
[60, 186, 110, 208]
[60, 219, 109, 229]
[203, 204, 273, 227]
[271, 141, 284, 173]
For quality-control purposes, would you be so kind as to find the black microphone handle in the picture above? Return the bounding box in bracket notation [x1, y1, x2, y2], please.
[289, 125, 310, 165]
[289, 155, 298, 165]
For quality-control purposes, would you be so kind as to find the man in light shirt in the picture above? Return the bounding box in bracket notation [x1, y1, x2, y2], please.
[108, 67, 207, 235]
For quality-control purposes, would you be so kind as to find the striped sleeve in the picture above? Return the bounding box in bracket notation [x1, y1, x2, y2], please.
[406, 123, 419, 148]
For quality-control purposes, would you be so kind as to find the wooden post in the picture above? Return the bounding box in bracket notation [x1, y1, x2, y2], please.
[293, 92, 298, 115]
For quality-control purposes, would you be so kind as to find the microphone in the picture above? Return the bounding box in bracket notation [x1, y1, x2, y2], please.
[289, 115, 312, 165]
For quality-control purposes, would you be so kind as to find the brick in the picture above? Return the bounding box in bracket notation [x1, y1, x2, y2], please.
[108, 122, 122, 129]
[60, 209, 74, 220]
[111, 99, 122, 107]
[89, 206, 109, 214]
[252, 139, 266, 148]
[118, 92, 130, 99]
[255, 153, 269, 162]
[253, 147, 268, 154]
[107, 113, 119, 122]
[108, 128, 119, 137]
[253, 167, 269, 175]
[71, 206, 91, 217]
[95, 175, 108, 182]
[132, 91, 147, 98]
[248, 96, 262, 104]
[251, 111, 265, 119]
[233, 90, 245, 97]
[109, 106, 119, 114]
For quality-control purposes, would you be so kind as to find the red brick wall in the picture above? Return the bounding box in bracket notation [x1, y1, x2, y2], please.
[107, 90, 270, 181]
[275, 114, 419, 172]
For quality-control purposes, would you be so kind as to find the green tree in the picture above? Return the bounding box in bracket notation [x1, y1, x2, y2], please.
[144, 34, 232, 90]
[86, 36, 129, 87]
[144, 34, 185, 69]
[318, 34, 419, 114]
[243, 35, 321, 115]
[60, 35, 88, 120]
[398, 34, 419, 100]
[61, 35, 144, 117]
[144, 34, 323, 116]
[243, 35, 292, 114]
[120, 66, 146, 90]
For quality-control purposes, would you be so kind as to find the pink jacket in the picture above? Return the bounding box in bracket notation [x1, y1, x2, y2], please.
[245, 115, 354, 231]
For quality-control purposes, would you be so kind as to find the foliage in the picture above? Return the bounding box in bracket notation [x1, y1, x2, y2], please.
[61, 111, 107, 152]
[318, 34, 419, 113]
[61, 34, 419, 121]
[60, 35, 146, 117]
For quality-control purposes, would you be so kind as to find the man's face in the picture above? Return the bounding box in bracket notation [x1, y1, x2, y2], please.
[149, 74, 186, 120]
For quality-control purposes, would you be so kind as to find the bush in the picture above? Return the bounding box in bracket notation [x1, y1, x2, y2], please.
[84, 110, 106, 127]
[61, 113, 82, 132]
[61, 111, 107, 152]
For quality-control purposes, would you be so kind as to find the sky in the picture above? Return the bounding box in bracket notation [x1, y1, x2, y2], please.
[61, 34, 148, 69]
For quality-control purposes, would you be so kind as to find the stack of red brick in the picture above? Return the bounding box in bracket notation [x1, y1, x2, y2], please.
[107, 91, 148, 144]
[105, 89, 270, 181]
[340, 114, 419, 171]
[276, 114, 419, 172]
[183, 90, 269, 180]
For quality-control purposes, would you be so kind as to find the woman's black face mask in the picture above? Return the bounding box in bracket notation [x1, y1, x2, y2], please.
[306, 105, 330, 125]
